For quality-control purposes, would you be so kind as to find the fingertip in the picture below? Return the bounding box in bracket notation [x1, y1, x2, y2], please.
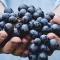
[47, 33, 55, 39]
[10, 37, 21, 43]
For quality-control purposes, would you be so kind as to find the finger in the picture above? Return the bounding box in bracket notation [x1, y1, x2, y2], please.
[13, 47, 25, 56]
[13, 38, 27, 56]
[0, 31, 8, 44]
[47, 33, 59, 40]
[2, 37, 21, 54]
[51, 15, 60, 24]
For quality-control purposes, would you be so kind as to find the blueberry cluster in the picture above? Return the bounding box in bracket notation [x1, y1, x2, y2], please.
[0, 4, 60, 60]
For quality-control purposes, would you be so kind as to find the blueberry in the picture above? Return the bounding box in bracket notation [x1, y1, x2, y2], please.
[36, 9, 44, 18]
[10, 13, 17, 17]
[42, 25, 51, 34]
[18, 9, 26, 18]
[29, 29, 39, 39]
[48, 23, 53, 27]
[40, 35, 48, 43]
[21, 24, 29, 35]
[49, 39, 59, 50]
[33, 21, 42, 31]
[29, 43, 38, 54]
[51, 24, 60, 36]
[51, 24, 60, 31]
[28, 20, 35, 30]
[13, 28, 20, 37]
[4, 8, 13, 13]
[45, 14, 51, 22]
[0, 21, 5, 29]
[2, 13, 10, 22]
[38, 52, 48, 60]
[29, 54, 37, 60]
[27, 6, 35, 14]
[9, 16, 17, 23]
[0, 28, 2, 31]
[36, 17, 42, 23]
[40, 44, 47, 52]
[4, 23, 13, 33]
[25, 12, 32, 19]
[33, 12, 40, 19]
[0, 16, 2, 22]
[15, 23, 22, 30]
[21, 15, 30, 23]
[18, 4, 28, 11]
[32, 38, 41, 46]
[36, 8, 42, 12]
[46, 12, 55, 19]
[40, 18, 48, 25]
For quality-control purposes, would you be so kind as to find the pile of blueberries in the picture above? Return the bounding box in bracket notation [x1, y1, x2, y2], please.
[0, 4, 60, 60]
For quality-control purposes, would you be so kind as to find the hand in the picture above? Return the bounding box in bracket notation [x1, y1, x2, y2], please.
[50, 15, 60, 24]
[49, 13, 60, 49]
[0, 31, 30, 57]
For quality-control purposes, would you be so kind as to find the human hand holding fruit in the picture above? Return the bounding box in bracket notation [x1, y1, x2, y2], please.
[0, 4, 60, 60]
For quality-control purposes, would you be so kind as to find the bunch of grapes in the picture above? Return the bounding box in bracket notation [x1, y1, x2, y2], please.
[0, 4, 60, 60]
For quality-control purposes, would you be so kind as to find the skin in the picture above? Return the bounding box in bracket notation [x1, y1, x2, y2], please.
[0, 2, 60, 56]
